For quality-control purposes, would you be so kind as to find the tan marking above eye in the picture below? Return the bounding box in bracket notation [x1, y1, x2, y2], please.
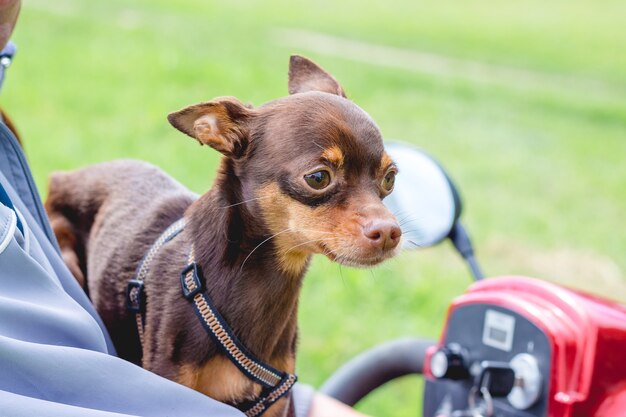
[321, 145, 344, 168]
[380, 152, 393, 172]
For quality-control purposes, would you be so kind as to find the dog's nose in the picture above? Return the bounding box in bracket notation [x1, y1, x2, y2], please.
[363, 219, 402, 251]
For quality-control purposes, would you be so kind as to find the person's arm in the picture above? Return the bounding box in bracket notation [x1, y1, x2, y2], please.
[308, 393, 369, 417]
[0, 0, 19, 49]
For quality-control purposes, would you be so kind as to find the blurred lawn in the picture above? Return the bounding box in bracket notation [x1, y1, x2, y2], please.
[3, 0, 626, 415]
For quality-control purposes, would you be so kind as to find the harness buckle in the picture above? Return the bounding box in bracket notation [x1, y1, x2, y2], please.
[180, 262, 204, 300]
[126, 279, 146, 313]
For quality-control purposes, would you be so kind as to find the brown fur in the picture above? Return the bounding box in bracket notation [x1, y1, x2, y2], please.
[45, 55, 401, 417]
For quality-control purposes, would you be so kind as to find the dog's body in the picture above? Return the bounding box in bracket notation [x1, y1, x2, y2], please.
[47, 160, 295, 407]
[46, 56, 401, 417]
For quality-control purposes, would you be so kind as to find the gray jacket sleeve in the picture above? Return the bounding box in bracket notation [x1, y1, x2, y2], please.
[0, 177, 243, 417]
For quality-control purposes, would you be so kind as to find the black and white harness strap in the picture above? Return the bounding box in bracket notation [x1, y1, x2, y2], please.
[127, 218, 186, 347]
[127, 218, 297, 417]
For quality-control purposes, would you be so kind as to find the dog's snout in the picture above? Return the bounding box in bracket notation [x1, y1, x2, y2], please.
[363, 219, 402, 251]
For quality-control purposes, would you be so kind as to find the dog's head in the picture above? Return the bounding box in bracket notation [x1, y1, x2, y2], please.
[169, 56, 401, 274]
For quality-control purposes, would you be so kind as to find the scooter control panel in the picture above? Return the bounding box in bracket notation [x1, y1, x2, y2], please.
[423, 304, 550, 417]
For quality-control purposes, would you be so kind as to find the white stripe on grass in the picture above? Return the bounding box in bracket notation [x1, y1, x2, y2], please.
[271, 28, 625, 100]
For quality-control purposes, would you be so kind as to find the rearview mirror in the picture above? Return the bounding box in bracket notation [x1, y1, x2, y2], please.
[384, 142, 461, 249]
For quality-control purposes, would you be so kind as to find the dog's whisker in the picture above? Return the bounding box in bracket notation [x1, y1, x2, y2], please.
[338, 264, 345, 286]
[311, 141, 325, 151]
[292, 229, 335, 235]
[220, 195, 274, 209]
[394, 209, 428, 220]
[399, 224, 426, 233]
[279, 236, 343, 256]
[394, 210, 416, 222]
[399, 221, 425, 231]
[321, 245, 342, 259]
[374, 262, 392, 273]
[393, 208, 427, 218]
[398, 214, 428, 227]
[407, 239, 425, 249]
[400, 229, 425, 236]
[398, 217, 425, 227]
[240, 228, 295, 272]
[241, 230, 344, 272]
[328, 245, 360, 267]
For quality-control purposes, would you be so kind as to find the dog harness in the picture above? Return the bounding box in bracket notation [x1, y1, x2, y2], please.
[126, 218, 297, 417]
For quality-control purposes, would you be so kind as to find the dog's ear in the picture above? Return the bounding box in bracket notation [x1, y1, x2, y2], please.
[168, 97, 253, 158]
[288, 55, 347, 98]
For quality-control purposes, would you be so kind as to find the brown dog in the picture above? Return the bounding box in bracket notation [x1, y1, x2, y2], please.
[45, 56, 401, 417]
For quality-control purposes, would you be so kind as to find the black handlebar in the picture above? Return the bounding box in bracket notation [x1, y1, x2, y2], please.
[319, 337, 436, 406]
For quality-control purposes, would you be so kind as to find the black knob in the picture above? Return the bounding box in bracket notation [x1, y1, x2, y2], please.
[477, 361, 516, 398]
[430, 343, 469, 380]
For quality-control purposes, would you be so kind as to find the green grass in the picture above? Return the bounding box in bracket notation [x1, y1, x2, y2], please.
[3, 1, 625, 415]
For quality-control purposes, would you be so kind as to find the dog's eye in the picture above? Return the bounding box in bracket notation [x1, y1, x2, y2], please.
[382, 170, 396, 192]
[304, 170, 331, 190]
